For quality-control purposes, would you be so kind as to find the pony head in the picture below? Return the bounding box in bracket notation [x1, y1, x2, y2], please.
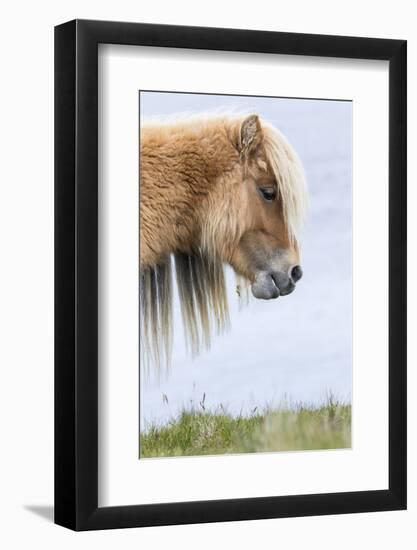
[201, 114, 307, 300]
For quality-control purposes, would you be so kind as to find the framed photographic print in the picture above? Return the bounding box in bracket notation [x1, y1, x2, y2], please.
[55, 20, 407, 530]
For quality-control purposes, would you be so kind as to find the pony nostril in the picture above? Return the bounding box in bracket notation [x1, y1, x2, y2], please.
[291, 265, 303, 283]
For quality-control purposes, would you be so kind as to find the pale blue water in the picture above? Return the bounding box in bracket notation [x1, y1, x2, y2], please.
[140, 92, 352, 428]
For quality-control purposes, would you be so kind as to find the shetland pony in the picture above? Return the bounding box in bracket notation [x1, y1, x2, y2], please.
[140, 113, 307, 369]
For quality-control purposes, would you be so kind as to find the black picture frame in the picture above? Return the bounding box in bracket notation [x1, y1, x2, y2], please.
[55, 19, 407, 531]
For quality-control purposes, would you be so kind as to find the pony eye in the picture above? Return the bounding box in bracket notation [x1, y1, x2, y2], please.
[259, 187, 277, 202]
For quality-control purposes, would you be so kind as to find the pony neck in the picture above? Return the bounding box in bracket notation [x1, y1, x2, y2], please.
[140, 118, 240, 267]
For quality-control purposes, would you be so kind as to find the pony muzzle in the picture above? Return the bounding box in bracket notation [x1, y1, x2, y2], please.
[251, 269, 299, 300]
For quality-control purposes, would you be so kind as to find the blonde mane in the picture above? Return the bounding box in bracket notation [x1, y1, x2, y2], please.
[262, 121, 307, 242]
[140, 253, 229, 375]
[140, 114, 307, 374]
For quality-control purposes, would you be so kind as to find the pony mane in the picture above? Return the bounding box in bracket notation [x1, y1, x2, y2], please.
[142, 112, 307, 240]
[140, 252, 229, 376]
[140, 113, 307, 374]
[261, 121, 307, 242]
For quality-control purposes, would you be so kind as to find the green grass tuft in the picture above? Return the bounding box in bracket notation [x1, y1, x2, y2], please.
[140, 399, 351, 458]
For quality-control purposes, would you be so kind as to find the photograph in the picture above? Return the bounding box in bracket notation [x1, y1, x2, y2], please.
[0, 2, 409, 542]
[139, 91, 352, 459]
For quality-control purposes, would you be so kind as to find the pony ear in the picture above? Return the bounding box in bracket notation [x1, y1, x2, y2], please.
[240, 115, 262, 155]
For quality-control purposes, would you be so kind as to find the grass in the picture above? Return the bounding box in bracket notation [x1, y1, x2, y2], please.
[140, 397, 351, 458]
